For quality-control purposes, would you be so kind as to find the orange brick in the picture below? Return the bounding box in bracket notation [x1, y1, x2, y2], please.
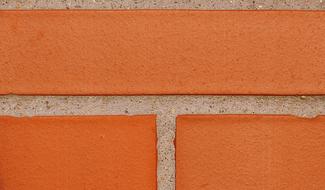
[1, 11, 325, 95]
[176, 115, 325, 190]
[0, 116, 156, 190]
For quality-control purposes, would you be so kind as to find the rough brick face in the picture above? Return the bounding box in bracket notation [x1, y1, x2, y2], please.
[1, 11, 325, 95]
[0, 116, 156, 190]
[176, 115, 325, 190]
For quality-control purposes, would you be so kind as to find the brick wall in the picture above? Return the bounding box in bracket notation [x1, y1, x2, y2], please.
[1, 1, 325, 190]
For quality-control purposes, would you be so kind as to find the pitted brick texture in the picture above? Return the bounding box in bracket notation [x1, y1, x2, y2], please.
[176, 115, 325, 190]
[0, 115, 157, 190]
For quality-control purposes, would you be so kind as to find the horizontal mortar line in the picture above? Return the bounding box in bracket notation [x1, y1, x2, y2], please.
[0, 2, 324, 10]
[1, 95, 325, 118]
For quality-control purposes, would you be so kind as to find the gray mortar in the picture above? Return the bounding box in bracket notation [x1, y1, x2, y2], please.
[1, 1, 325, 190]
[0, 0, 325, 10]
[1, 95, 325, 190]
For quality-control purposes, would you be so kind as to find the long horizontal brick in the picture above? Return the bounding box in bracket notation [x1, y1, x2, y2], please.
[176, 115, 325, 190]
[0, 116, 156, 190]
[0, 10, 325, 95]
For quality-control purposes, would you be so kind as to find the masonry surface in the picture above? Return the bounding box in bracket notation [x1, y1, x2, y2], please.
[0, 115, 157, 190]
[1, 1, 325, 190]
[176, 115, 325, 189]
